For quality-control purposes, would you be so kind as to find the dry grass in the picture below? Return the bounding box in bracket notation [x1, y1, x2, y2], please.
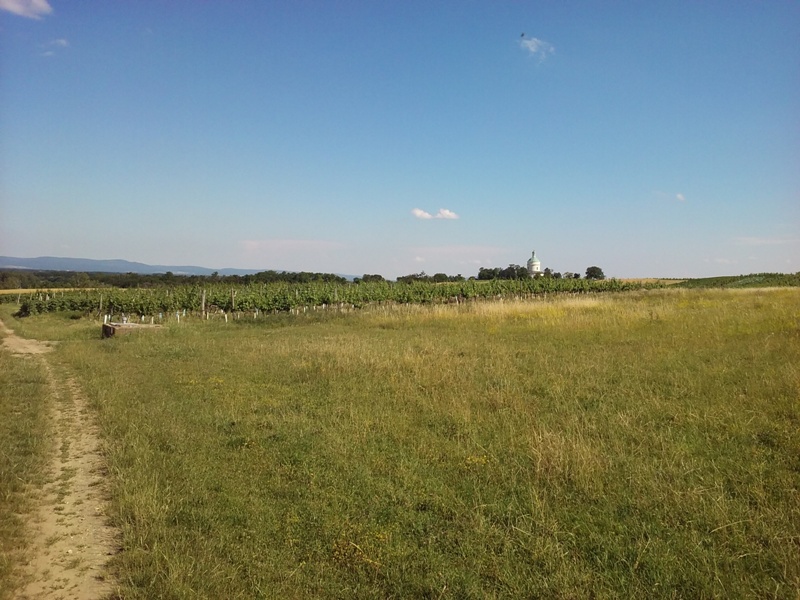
[619, 278, 685, 285]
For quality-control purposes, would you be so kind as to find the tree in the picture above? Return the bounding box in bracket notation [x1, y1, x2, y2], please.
[477, 267, 500, 280]
[585, 266, 605, 280]
[0, 272, 22, 289]
[499, 265, 519, 280]
[480, 265, 529, 280]
[397, 272, 428, 284]
[71, 272, 91, 288]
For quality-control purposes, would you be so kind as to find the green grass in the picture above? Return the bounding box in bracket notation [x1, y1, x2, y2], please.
[2, 289, 800, 598]
[0, 326, 51, 598]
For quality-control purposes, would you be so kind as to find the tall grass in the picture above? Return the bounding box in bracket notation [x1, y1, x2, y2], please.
[3, 289, 799, 598]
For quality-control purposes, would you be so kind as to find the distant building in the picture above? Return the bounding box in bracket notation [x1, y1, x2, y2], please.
[526, 251, 541, 276]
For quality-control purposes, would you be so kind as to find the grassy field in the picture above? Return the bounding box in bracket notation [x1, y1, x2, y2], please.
[2, 288, 799, 598]
[619, 278, 685, 285]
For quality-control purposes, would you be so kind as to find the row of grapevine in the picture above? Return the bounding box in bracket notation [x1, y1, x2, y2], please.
[6, 278, 659, 317]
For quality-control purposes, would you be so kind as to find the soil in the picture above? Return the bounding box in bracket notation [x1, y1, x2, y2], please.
[1, 318, 120, 599]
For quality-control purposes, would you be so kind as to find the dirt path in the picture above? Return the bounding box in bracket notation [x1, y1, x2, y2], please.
[0, 319, 119, 599]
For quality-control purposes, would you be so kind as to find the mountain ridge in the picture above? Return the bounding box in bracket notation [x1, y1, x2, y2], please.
[0, 255, 272, 276]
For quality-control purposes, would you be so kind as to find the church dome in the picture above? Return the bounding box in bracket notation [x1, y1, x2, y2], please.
[526, 250, 541, 274]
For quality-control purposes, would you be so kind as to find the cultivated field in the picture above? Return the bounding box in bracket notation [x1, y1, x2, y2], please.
[1, 288, 798, 598]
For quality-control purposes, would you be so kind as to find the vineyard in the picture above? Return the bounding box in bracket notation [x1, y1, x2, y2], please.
[3, 278, 656, 318]
[675, 272, 800, 289]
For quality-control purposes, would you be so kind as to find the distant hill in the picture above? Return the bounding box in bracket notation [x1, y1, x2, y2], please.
[0, 256, 358, 280]
[0, 256, 262, 276]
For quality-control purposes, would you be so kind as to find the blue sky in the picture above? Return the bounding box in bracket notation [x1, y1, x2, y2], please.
[1, 1, 798, 278]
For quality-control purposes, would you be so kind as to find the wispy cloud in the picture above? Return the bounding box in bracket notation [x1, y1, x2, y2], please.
[411, 208, 459, 220]
[653, 190, 688, 203]
[520, 36, 555, 62]
[409, 245, 505, 265]
[0, 0, 52, 19]
[40, 38, 69, 57]
[241, 239, 345, 253]
[734, 236, 797, 246]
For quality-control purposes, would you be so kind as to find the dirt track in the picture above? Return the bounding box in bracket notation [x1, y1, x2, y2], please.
[1, 318, 119, 599]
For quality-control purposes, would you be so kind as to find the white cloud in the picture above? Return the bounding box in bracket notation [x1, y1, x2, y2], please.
[51, 38, 69, 47]
[676, 193, 686, 202]
[520, 36, 555, 62]
[0, 0, 53, 19]
[411, 208, 459, 220]
[412, 208, 433, 220]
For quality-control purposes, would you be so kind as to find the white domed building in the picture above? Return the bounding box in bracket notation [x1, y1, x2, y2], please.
[526, 251, 541, 276]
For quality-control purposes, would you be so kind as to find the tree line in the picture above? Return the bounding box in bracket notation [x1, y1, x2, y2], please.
[0, 264, 605, 290]
[0, 269, 347, 290]
[476, 265, 605, 281]
[382, 265, 605, 283]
